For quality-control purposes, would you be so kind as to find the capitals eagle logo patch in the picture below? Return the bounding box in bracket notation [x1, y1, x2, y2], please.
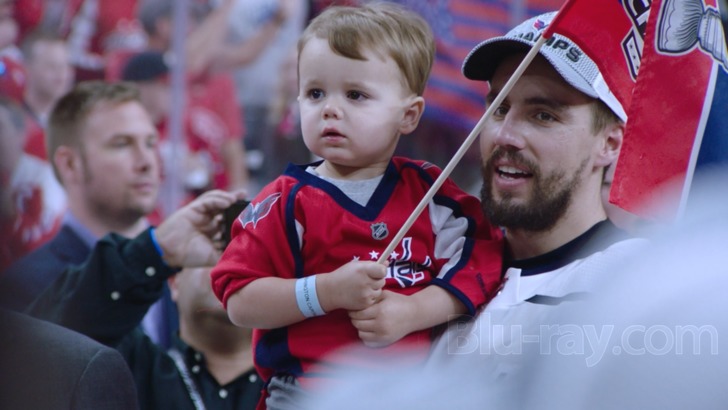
[240, 192, 282, 229]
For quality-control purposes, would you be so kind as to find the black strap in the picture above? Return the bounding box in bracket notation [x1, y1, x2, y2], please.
[168, 348, 207, 410]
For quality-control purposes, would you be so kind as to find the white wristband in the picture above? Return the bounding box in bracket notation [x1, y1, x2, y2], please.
[295, 276, 326, 318]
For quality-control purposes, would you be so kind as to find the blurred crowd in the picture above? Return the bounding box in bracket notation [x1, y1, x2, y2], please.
[1, 0, 570, 272]
[0, 0, 360, 271]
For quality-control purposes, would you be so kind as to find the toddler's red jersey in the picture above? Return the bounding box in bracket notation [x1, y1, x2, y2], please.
[212, 157, 503, 385]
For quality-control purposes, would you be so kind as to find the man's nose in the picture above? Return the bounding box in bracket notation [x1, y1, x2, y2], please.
[135, 142, 158, 172]
[490, 114, 526, 150]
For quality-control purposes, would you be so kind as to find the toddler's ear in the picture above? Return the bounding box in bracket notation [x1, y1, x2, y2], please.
[400, 95, 425, 135]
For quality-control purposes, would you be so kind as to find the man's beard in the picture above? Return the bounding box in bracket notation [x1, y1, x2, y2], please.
[480, 149, 587, 232]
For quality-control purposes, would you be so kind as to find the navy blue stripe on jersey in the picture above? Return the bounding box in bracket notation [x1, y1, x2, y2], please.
[367, 160, 402, 218]
[255, 327, 302, 377]
[429, 195, 479, 286]
[437, 231, 475, 284]
[405, 162, 480, 285]
[508, 220, 631, 277]
[286, 183, 305, 279]
[400, 160, 435, 182]
[282, 161, 400, 221]
[525, 292, 590, 306]
[434, 195, 477, 234]
[431, 278, 476, 315]
[404, 160, 479, 239]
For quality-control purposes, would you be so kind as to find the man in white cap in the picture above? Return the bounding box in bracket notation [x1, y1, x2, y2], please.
[277, 11, 656, 409]
[428, 9, 647, 378]
[298, 10, 653, 410]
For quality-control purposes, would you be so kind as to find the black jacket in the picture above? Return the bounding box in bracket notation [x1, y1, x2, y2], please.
[28, 229, 263, 410]
[0, 308, 138, 410]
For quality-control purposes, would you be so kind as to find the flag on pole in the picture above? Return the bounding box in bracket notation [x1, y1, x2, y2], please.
[610, 0, 728, 220]
[547, 0, 728, 221]
[542, 0, 642, 114]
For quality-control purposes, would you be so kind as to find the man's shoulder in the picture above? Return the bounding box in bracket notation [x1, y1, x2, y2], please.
[7, 239, 58, 270]
[0, 309, 137, 409]
[0, 226, 91, 310]
[501, 222, 649, 303]
[3, 225, 88, 273]
[567, 236, 648, 272]
[1, 308, 102, 353]
[524, 236, 648, 298]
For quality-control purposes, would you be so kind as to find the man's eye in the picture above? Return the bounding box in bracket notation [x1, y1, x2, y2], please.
[111, 139, 131, 147]
[535, 112, 556, 122]
[493, 105, 508, 116]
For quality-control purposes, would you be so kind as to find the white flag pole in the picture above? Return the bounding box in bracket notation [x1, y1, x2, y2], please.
[376, 35, 549, 265]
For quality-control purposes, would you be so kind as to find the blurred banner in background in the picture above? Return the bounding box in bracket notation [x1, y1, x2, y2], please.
[383, 0, 563, 131]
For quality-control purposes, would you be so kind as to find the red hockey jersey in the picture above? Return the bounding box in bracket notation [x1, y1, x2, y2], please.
[211, 157, 503, 386]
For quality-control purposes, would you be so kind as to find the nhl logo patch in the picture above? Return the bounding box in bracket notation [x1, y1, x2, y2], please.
[370, 222, 389, 240]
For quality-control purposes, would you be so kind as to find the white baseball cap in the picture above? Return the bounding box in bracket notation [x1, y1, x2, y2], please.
[462, 11, 627, 122]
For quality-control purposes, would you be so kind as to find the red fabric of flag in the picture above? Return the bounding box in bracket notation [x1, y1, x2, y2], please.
[610, 0, 726, 219]
[545, 0, 641, 112]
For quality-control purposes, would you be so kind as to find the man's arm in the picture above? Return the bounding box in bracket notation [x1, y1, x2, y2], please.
[27, 190, 241, 346]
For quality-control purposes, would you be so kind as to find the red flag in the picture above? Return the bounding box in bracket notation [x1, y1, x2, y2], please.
[544, 0, 643, 113]
[610, 0, 728, 220]
[547, 0, 728, 221]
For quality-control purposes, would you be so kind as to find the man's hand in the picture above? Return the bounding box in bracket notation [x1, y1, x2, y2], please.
[317, 261, 387, 312]
[154, 190, 242, 268]
[348, 290, 416, 348]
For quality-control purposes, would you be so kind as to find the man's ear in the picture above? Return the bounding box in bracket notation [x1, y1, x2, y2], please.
[399, 95, 425, 135]
[53, 146, 82, 185]
[595, 121, 624, 168]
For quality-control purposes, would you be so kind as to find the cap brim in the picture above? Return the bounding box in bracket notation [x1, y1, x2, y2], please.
[462, 37, 599, 101]
[461, 11, 627, 122]
[462, 38, 534, 81]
